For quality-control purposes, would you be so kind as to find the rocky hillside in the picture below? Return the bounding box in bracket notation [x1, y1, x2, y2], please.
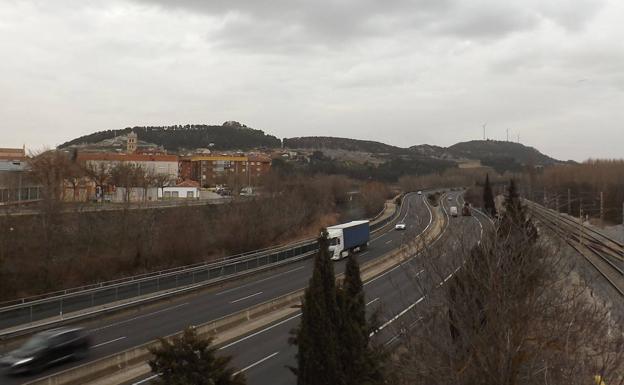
[283, 136, 408, 155]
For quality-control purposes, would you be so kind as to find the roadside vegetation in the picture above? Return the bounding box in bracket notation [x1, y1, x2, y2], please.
[386, 181, 624, 384]
[528, 159, 624, 224]
[0, 153, 392, 300]
[149, 327, 246, 385]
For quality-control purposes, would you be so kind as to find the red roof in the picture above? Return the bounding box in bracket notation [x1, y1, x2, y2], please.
[176, 179, 200, 188]
[77, 152, 178, 162]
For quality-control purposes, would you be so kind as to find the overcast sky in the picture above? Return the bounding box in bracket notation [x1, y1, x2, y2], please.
[1, 0, 623, 161]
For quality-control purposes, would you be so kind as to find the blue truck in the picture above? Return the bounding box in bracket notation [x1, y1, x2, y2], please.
[327, 220, 370, 261]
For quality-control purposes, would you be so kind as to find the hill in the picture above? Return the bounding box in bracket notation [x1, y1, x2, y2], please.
[283, 136, 408, 155]
[447, 140, 557, 165]
[59, 122, 281, 152]
[287, 136, 560, 175]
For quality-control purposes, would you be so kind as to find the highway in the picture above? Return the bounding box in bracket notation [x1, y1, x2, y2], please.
[2, 192, 431, 384]
[125, 191, 490, 385]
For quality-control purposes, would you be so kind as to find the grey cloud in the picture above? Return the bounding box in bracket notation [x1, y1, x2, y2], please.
[133, 0, 604, 52]
[0, 0, 622, 161]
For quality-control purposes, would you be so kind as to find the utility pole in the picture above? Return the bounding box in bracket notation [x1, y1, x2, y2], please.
[482, 123, 487, 140]
[567, 189, 571, 215]
[506, 128, 509, 141]
[543, 189, 547, 208]
[600, 191, 604, 225]
[579, 198, 584, 247]
[555, 195, 559, 213]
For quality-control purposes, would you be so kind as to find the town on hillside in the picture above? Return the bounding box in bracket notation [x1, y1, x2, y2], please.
[0, 132, 313, 206]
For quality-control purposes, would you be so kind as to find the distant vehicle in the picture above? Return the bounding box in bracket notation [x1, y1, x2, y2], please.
[450, 206, 458, 217]
[240, 186, 256, 196]
[0, 327, 91, 374]
[327, 220, 370, 261]
[395, 223, 406, 230]
[462, 203, 472, 216]
[448, 196, 453, 201]
[417, 191, 422, 195]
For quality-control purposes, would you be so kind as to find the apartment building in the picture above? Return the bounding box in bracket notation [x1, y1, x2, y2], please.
[77, 153, 179, 180]
[0, 147, 41, 204]
[184, 154, 271, 188]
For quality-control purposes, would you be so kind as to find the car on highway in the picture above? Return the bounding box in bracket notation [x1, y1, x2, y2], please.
[395, 223, 406, 230]
[450, 206, 458, 217]
[448, 196, 453, 201]
[417, 191, 422, 195]
[0, 327, 91, 374]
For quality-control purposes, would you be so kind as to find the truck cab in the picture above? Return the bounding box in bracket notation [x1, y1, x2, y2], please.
[327, 229, 345, 260]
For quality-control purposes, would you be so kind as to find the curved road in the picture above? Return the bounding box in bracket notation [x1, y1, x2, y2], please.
[127, 191, 491, 385]
[3, 192, 431, 384]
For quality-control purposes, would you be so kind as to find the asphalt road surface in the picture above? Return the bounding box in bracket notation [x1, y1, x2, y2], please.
[2, 192, 432, 385]
[124, 191, 491, 385]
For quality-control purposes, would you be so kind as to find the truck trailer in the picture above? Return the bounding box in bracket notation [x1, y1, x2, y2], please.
[327, 220, 370, 261]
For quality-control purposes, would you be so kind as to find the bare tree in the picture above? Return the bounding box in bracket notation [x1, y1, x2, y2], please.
[387, 219, 624, 385]
[85, 161, 111, 202]
[27, 149, 72, 288]
[152, 173, 173, 200]
[110, 163, 143, 203]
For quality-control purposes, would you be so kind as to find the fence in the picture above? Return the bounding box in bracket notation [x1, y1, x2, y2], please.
[0, 194, 404, 333]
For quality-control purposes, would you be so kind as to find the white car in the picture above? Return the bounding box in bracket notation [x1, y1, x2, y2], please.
[417, 191, 422, 195]
[395, 223, 407, 230]
[448, 196, 453, 201]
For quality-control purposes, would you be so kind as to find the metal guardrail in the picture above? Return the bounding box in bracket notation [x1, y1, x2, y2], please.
[0, 195, 404, 333]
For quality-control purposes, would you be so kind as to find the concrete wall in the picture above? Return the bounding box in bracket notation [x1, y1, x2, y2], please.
[158, 187, 200, 199]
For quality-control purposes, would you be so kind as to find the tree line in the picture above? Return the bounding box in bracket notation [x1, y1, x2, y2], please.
[59, 123, 281, 151]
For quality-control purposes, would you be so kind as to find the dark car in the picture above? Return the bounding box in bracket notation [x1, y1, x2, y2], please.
[0, 327, 91, 374]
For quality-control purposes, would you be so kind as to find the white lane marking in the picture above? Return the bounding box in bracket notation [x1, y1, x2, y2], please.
[379, 191, 488, 345]
[366, 297, 380, 306]
[91, 302, 189, 333]
[234, 351, 280, 375]
[219, 313, 302, 350]
[92, 336, 127, 348]
[373, 296, 425, 336]
[230, 291, 264, 304]
[132, 374, 159, 385]
[216, 266, 305, 296]
[359, 251, 369, 257]
[371, 192, 415, 242]
[399, 196, 411, 223]
[385, 240, 393, 244]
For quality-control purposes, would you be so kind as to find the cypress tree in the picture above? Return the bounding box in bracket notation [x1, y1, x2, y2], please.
[483, 173, 497, 218]
[291, 229, 341, 385]
[339, 255, 368, 384]
[500, 179, 538, 242]
[338, 255, 387, 385]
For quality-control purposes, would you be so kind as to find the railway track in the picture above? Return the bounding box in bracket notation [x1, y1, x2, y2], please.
[525, 200, 624, 297]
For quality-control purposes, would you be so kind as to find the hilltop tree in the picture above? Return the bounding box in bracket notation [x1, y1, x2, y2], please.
[149, 327, 245, 385]
[290, 230, 341, 385]
[483, 173, 497, 218]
